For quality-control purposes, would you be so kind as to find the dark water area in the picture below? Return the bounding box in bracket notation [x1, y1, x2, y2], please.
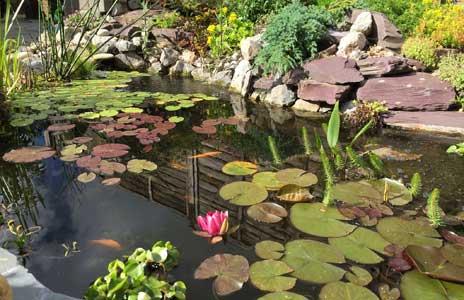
[0, 75, 463, 299]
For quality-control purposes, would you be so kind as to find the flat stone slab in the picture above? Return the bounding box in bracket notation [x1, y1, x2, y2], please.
[0, 248, 81, 300]
[303, 56, 364, 84]
[357, 72, 456, 111]
[384, 111, 464, 136]
[298, 79, 351, 104]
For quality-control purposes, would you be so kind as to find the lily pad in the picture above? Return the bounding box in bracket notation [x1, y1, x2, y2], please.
[76, 155, 101, 169]
[192, 126, 217, 135]
[61, 144, 87, 156]
[319, 282, 379, 300]
[345, 266, 373, 286]
[258, 292, 308, 300]
[275, 168, 318, 187]
[376, 217, 442, 248]
[219, 182, 268, 206]
[99, 109, 119, 117]
[127, 159, 158, 173]
[328, 227, 391, 264]
[222, 161, 258, 176]
[277, 185, 313, 202]
[101, 178, 121, 186]
[79, 112, 100, 120]
[99, 160, 126, 176]
[91, 143, 130, 158]
[10, 118, 34, 127]
[441, 243, 464, 267]
[290, 203, 357, 237]
[122, 107, 143, 114]
[252, 172, 285, 191]
[194, 254, 249, 296]
[255, 241, 285, 260]
[282, 239, 346, 284]
[400, 270, 464, 300]
[77, 172, 96, 183]
[405, 245, 464, 283]
[378, 284, 400, 300]
[247, 202, 288, 223]
[165, 105, 181, 111]
[72, 136, 93, 144]
[3, 147, 55, 163]
[168, 116, 184, 123]
[47, 123, 76, 132]
[249, 260, 296, 292]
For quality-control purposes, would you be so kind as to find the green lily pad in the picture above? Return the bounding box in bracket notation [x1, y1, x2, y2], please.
[405, 245, 464, 283]
[165, 105, 181, 111]
[400, 270, 464, 300]
[168, 116, 184, 123]
[255, 241, 285, 260]
[219, 181, 268, 206]
[319, 282, 379, 300]
[345, 266, 373, 286]
[275, 168, 318, 187]
[77, 172, 96, 183]
[252, 172, 285, 191]
[441, 244, 464, 267]
[258, 292, 308, 300]
[277, 185, 313, 202]
[328, 227, 391, 264]
[194, 254, 249, 296]
[61, 144, 87, 156]
[10, 118, 34, 127]
[290, 203, 357, 237]
[247, 202, 288, 223]
[376, 217, 442, 248]
[99, 109, 119, 117]
[222, 161, 258, 176]
[122, 107, 143, 114]
[79, 111, 100, 119]
[127, 159, 158, 174]
[282, 239, 346, 284]
[249, 260, 296, 292]
[378, 284, 400, 300]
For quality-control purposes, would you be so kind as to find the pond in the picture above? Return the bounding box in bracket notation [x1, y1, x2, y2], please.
[1, 74, 463, 300]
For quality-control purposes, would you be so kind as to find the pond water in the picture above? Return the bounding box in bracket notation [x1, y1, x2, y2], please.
[0, 75, 463, 300]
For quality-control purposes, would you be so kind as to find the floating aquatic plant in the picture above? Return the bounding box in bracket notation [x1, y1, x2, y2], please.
[427, 188, 442, 227]
[194, 210, 229, 244]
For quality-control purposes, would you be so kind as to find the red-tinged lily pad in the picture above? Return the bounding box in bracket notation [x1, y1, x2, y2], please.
[47, 123, 75, 132]
[247, 202, 288, 223]
[77, 172, 96, 183]
[194, 254, 249, 296]
[223, 116, 241, 126]
[76, 155, 102, 169]
[91, 143, 130, 158]
[3, 147, 56, 163]
[99, 160, 126, 176]
[405, 245, 464, 282]
[388, 257, 412, 272]
[101, 178, 121, 186]
[71, 136, 93, 144]
[202, 119, 222, 126]
[441, 230, 464, 246]
[193, 126, 217, 135]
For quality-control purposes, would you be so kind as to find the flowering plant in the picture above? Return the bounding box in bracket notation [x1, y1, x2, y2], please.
[194, 210, 237, 244]
[206, 7, 254, 58]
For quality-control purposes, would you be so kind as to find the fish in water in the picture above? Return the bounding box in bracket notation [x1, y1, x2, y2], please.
[189, 151, 222, 159]
[89, 239, 122, 250]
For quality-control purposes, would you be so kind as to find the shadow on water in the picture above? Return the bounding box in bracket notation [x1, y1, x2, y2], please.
[0, 75, 463, 299]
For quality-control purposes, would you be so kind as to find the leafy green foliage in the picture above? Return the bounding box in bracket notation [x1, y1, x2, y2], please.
[345, 145, 367, 170]
[85, 241, 186, 300]
[153, 11, 182, 28]
[267, 136, 282, 165]
[316, 0, 358, 24]
[367, 152, 384, 176]
[409, 173, 422, 197]
[446, 142, 464, 156]
[301, 126, 313, 156]
[254, 1, 333, 75]
[438, 54, 464, 98]
[327, 101, 340, 149]
[233, 0, 307, 23]
[426, 188, 442, 227]
[402, 37, 439, 70]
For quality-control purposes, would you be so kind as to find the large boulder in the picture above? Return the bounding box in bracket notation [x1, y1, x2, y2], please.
[209, 70, 233, 87]
[304, 56, 364, 84]
[114, 39, 136, 52]
[192, 68, 213, 82]
[253, 75, 282, 90]
[350, 11, 373, 35]
[298, 80, 351, 105]
[372, 12, 403, 51]
[357, 56, 413, 77]
[240, 34, 262, 61]
[357, 72, 456, 111]
[292, 99, 320, 112]
[169, 61, 195, 76]
[230, 59, 253, 96]
[264, 84, 296, 107]
[283, 67, 307, 85]
[160, 48, 179, 67]
[336, 31, 367, 59]
[114, 53, 146, 71]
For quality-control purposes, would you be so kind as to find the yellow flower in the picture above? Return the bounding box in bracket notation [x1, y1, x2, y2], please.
[221, 7, 228, 14]
[207, 36, 212, 45]
[228, 12, 237, 23]
[207, 24, 216, 33]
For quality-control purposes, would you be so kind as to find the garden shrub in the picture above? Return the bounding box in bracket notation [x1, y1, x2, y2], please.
[416, 3, 464, 49]
[401, 36, 439, 70]
[255, 1, 333, 75]
[153, 11, 182, 28]
[438, 54, 464, 97]
[207, 7, 254, 58]
[316, 0, 359, 25]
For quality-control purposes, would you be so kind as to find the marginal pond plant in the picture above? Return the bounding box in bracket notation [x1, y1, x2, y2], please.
[85, 241, 186, 300]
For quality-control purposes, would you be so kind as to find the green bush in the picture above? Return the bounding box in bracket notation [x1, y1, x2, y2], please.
[401, 36, 439, 70]
[316, 0, 359, 24]
[153, 11, 182, 28]
[255, 1, 333, 75]
[438, 54, 464, 97]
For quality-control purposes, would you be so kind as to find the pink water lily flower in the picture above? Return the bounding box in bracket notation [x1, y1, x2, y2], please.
[196, 211, 229, 236]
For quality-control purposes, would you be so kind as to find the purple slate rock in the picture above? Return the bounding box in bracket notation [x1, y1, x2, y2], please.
[384, 111, 464, 133]
[298, 80, 352, 105]
[357, 56, 412, 77]
[303, 56, 364, 85]
[253, 76, 283, 90]
[283, 67, 307, 86]
[357, 72, 456, 111]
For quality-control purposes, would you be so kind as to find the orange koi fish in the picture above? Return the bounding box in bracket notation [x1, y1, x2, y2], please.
[189, 151, 222, 159]
[89, 239, 122, 250]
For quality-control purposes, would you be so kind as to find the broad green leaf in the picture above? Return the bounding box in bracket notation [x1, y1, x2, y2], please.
[319, 281, 379, 300]
[255, 241, 285, 260]
[219, 182, 268, 206]
[249, 260, 296, 292]
[327, 101, 340, 148]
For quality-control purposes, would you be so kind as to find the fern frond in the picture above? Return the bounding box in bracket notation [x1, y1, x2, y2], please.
[301, 126, 313, 156]
[267, 136, 282, 165]
[368, 151, 385, 176]
[426, 188, 442, 227]
[409, 173, 422, 197]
